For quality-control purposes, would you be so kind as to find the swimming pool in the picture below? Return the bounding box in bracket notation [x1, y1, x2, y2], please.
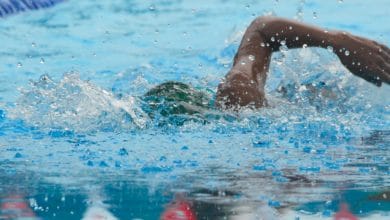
[0, 0, 389, 219]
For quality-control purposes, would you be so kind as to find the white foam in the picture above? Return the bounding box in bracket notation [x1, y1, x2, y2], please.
[9, 73, 148, 132]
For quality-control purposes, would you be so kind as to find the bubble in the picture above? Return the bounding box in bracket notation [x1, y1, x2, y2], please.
[345, 50, 350, 56]
[248, 55, 255, 61]
[271, 36, 275, 42]
[31, 42, 36, 47]
[338, 0, 343, 3]
[40, 58, 45, 64]
[313, 12, 318, 19]
[302, 44, 308, 48]
[17, 62, 23, 68]
[295, 36, 299, 41]
[289, 26, 293, 30]
[149, 4, 156, 11]
[260, 42, 266, 47]
[241, 61, 246, 65]
[280, 40, 286, 46]
[274, 54, 285, 65]
[279, 45, 288, 53]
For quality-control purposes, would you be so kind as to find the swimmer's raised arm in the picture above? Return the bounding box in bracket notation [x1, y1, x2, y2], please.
[216, 16, 390, 109]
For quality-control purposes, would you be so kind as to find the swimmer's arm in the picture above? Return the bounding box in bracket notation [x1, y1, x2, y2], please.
[216, 16, 390, 109]
[251, 16, 390, 86]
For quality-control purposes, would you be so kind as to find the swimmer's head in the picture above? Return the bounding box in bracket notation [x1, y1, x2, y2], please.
[142, 81, 212, 116]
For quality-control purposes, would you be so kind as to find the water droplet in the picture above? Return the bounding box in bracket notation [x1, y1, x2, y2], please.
[149, 4, 155, 11]
[302, 44, 308, 48]
[289, 26, 293, 30]
[345, 50, 350, 56]
[338, 0, 343, 3]
[260, 42, 266, 47]
[17, 62, 22, 68]
[279, 45, 288, 52]
[271, 36, 275, 42]
[31, 42, 36, 47]
[245, 4, 250, 9]
[241, 61, 246, 65]
[274, 56, 284, 65]
[40, 58, 45, 64]
[327, 46, 333, 52]
[313, 12, 318, 19]
[248, 55, 255, 61]
[280, 40, 286, 46]
[295, 36, 299, 41]
[118, 148, 128, 156]
[296, 10, 303, 19]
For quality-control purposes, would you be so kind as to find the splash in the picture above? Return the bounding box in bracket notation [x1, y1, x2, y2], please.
[9, 73, 148, 132]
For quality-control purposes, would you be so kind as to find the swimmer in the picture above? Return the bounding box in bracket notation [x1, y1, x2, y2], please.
[144, 16, 390, 114]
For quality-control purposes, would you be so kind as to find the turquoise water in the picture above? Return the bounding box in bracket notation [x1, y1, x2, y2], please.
[0, 0, 389, 219]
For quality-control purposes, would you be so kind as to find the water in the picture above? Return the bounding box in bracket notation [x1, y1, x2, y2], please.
[0, 0, 389, 219]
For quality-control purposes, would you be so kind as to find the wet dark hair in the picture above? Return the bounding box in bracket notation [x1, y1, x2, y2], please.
[142, 81, 212, 117]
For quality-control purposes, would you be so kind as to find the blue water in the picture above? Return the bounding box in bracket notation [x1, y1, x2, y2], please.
[0, 0, 389, 219]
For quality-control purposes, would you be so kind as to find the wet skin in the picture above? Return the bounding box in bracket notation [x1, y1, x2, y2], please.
[216, 16, 390, 110]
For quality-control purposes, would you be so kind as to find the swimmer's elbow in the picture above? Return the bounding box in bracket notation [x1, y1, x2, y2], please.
[249, 16, 281, 32]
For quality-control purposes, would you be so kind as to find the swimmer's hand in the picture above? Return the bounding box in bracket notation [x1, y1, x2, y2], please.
[334, 32, 390, 86]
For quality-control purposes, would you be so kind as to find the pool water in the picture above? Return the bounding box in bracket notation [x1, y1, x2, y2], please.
[0, 0, 389, 219]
